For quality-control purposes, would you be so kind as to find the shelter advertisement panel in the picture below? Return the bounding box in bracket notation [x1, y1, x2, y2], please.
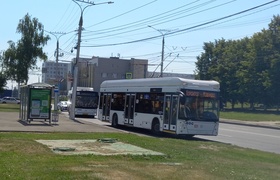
[29, 88, 51, 119]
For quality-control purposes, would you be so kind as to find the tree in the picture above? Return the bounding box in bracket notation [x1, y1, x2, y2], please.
[0, 74, 7, 93]
[195, 15, 280, 110]
[267, 15, 280, 109]
[195, 41, 215, 80]
[3, 13, 50, 85]
[0, 51, 7, 92]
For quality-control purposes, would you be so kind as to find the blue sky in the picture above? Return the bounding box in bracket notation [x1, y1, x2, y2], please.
[1, 0, 279, 88]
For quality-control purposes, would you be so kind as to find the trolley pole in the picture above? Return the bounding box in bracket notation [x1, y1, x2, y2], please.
[70, 0, 114, 120]
[160, 36, 165, 78]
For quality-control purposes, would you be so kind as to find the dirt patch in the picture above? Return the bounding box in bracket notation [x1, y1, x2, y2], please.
[199, 144, 220, 151]
[36, 139, 164, 156]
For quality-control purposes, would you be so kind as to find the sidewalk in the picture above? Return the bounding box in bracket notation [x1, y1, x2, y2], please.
[0, 111, 119, 133]
[220, 118, 280, 130]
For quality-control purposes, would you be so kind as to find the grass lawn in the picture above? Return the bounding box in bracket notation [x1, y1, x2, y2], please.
[0, 103, 20, 112]
[220, 111, 280, 121]
[0, 132, 279, 179]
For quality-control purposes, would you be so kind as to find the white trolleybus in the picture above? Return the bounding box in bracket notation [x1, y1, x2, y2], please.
[68, 87, 99, 117]
[98, 77, 220, 137]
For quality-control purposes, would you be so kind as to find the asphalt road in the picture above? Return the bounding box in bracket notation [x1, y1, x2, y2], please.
[197, 123, 280, 154]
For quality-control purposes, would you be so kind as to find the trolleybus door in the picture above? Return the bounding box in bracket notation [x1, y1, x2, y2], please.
[102, 93, 111, 121]
[163, 95, 178, 132]
[124, 94, 135, 125]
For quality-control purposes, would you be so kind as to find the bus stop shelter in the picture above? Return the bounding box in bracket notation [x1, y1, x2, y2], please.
[20, 83, 54, 124]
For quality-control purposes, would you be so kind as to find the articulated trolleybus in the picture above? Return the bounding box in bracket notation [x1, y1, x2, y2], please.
[68, 87, 99, 117]
[98, 77, 220, 137]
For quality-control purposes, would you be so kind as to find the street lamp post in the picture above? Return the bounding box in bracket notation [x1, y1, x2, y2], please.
[47, 31, 66, 111]
[70, 0, 113, 120]
[148, 25, 167, 77]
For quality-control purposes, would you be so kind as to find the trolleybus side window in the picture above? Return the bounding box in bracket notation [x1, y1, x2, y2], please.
[111, 93, 125, 111]
[135, 93, 164, 114]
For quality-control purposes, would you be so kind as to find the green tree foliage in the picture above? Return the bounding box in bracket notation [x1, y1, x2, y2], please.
[0, 52, 7, 92]
[196, 15, 280, 109]
[268, 15, 280, 108]
[3, 13, 50, 85]
[0, 74, 7, 93]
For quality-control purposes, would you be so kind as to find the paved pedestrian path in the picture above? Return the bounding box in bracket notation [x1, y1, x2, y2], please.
[0, 112, 119, 133]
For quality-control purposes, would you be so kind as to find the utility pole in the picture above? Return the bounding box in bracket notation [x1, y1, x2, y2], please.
[46, 31, 66, 111]
[70, 0, 114, 120]
[148, 25, 169, 78]
[160, 36, 164, 78]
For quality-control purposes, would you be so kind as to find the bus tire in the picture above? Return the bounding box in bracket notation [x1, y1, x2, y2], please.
[112, 114, 119, 128]
[151, 119, 160, 135]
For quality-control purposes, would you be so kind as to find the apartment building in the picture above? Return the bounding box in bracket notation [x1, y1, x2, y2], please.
[41, 61, 71, 95]
[42, 56, 194, 94]
[70, 56, 148, 92]
[148, 72, 195, 79]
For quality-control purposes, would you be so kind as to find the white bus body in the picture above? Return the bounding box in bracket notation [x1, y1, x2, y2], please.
[68, 87, 99, 117]
[98, 77, 220, 136]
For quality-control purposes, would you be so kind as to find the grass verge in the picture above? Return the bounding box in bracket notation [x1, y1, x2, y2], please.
[0, 103, 20, 112]
[0, 132, 279, 179]
[220, 111, 280, 121]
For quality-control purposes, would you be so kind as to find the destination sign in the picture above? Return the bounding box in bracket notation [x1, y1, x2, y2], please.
[185, 90, 216, 98]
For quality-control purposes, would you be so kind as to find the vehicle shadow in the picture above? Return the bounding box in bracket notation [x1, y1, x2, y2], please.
[110, 125, 212, 142]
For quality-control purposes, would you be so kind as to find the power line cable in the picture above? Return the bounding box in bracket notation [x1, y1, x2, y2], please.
[81, 0, 278, 48]
[171, 3, 280, 37]
[82, 0, 219, 39]
[84, 0, 201, 34]
[85, 0, 158, 29]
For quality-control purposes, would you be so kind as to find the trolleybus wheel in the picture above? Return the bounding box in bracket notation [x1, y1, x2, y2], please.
[151, 119, 160, 135]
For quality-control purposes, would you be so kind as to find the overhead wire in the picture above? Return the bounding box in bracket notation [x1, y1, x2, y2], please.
[48, 0, 278, 73]
[52, 0, 74, 31]
[83, 0, 202, 35]
[80, 0, 238, 43]
[85, 0, 158, 29]
[82, 0, 276, 73]
[167, 0, 279, 36]
[170, 3, 280, 37]
[81, 0, 220, 39]
[80, 0, 279, 48]
[56, 0, 234, 61]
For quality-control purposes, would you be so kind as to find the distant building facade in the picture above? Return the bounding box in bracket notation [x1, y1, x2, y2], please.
[42, 61, 71, 95]
[70, 57, 148, 92]
[42, 56, 194, 94]
[147, 72, 195, 79]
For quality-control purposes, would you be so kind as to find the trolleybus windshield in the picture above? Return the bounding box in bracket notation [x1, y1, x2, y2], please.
[179, 90, 219, 121]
